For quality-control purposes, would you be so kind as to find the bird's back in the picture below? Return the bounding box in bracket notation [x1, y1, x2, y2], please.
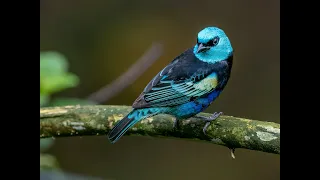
[132, 48, 233, 109]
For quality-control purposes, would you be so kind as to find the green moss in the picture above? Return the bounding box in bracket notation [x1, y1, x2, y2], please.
[40, 105, 280, 155]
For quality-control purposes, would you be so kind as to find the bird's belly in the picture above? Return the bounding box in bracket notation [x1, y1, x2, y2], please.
[172, 90, 221, 119]
[173, 102, 205, 118]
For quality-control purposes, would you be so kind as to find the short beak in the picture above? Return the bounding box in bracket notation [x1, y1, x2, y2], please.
[196, 43, 209, 53]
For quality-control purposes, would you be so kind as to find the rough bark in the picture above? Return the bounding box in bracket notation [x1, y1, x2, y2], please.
[40, 105, 280, 156]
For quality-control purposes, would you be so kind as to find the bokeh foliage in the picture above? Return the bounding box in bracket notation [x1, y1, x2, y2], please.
[40, 51, 94, 107]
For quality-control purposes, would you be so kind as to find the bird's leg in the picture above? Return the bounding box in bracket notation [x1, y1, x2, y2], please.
[196, 112, 223, 135]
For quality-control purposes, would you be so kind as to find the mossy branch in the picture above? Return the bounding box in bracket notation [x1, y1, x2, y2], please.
[40, 105, 280, 156]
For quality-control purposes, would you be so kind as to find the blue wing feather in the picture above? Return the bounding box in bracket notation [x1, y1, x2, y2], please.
[133, 48, 225, 109]
[142, 72, 218, 107]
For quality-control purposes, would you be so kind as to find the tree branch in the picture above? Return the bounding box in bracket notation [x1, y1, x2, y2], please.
[40, 105, 280, 156]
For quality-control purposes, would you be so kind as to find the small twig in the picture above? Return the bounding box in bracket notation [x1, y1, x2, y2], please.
[87, 42, 163, 104]
[230, 148, 236, 159]
[40, 105, 280, 156]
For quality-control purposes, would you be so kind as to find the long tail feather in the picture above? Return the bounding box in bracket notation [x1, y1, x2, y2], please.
[108, 108, 161, 143]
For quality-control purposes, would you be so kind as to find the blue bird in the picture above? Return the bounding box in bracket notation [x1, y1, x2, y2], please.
[108, 26, 233, 143]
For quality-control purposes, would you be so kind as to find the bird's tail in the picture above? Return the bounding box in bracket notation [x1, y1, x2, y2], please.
[108, 108, 161, 143]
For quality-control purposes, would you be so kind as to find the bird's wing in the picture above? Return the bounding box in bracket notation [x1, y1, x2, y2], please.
[132, 49, 219, 108]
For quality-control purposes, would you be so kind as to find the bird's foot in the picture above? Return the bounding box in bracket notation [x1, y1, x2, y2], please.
[196, 112, 223, 135]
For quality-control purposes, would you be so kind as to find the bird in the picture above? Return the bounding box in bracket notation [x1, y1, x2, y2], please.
[108, 26, 233, 143]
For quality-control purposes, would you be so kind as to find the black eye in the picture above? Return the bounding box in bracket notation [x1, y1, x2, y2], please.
[213, 37, 219, 45]
[207, 37, 220, 46]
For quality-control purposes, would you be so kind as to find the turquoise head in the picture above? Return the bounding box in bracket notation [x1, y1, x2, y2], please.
[193, 27, 233, 64]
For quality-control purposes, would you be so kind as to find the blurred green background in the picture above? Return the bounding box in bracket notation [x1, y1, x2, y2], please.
[40, 0, 279, 179]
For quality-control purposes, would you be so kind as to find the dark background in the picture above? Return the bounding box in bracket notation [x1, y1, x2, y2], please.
[40, 0, 280, 179]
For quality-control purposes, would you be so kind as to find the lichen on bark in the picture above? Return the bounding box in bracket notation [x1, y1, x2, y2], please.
[40, 105, 280, 155]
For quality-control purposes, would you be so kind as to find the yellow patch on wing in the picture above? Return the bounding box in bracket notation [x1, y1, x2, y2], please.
[193, 74, 218, 91]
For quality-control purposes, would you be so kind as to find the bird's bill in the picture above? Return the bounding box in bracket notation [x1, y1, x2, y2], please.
[196, 43, 210, 53]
